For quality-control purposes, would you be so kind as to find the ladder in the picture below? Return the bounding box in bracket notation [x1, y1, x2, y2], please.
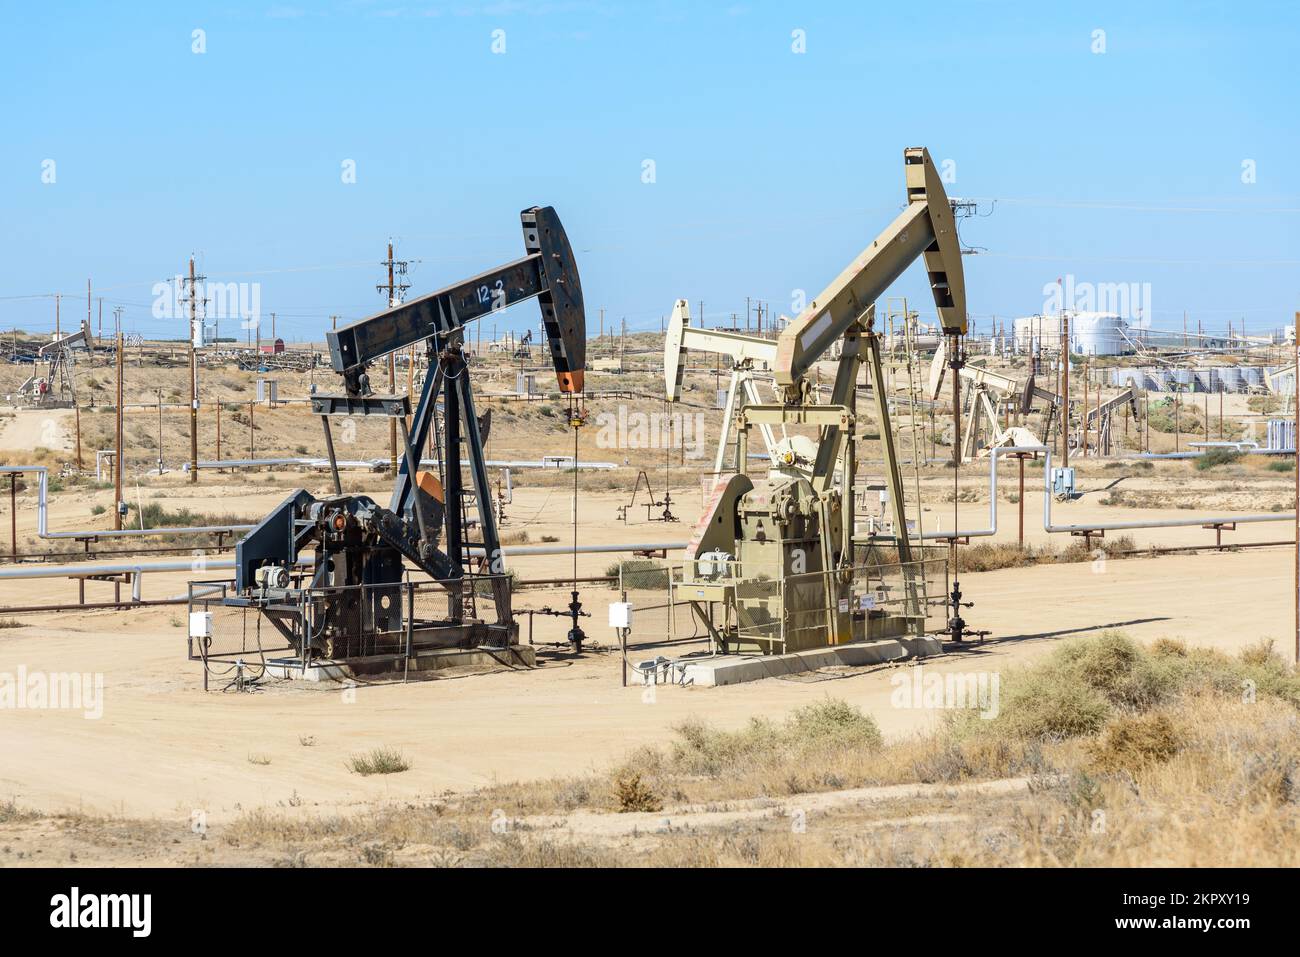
[893, 300, 933, 630]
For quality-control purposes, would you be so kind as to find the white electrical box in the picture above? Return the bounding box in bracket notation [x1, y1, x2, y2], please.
[189, 611, 213, 638]
[608, 602, 632, 629]
[1051, 466, 1077, 497]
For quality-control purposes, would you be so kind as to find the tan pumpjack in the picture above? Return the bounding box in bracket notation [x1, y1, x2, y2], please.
[678, 147, 969, 654]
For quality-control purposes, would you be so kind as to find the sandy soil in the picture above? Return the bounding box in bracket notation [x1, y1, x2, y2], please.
[0, 407, 73, 454]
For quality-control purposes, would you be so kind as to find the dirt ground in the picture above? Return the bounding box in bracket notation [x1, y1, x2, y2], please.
[0, 509, 1287, 824]
[0, 407, 74, 454]
[0, 346, 1293, 852]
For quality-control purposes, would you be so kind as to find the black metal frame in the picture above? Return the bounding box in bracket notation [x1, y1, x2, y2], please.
[225, 205, 586, 660]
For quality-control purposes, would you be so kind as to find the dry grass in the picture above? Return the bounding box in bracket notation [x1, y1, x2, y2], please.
[347, 748, 410, 776]
[958, 535, 1136, 572]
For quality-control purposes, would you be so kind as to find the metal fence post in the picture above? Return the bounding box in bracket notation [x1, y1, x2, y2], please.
[404, 580, 414, 683]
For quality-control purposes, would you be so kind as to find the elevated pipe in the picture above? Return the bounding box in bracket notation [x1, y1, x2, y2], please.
[1041, 450, 1295, 532]
[918, 444, 1049, 540]
[0, 466, 257, 542]
[850, 444, 1048, 544]
[182, 456, 619, 472]
[0, 541, 688, 580]
[12, 456, 627, 547]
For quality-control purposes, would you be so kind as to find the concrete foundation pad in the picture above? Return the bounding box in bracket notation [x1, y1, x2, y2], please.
[261, 658, 353, 682]
[260, 644, 536, 682]
[676, 637, 944, 687]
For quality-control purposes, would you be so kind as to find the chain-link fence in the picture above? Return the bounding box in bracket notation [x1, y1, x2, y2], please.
[187, 574, 516, 669]
[607, 547, 949, 658]
[186, 582, 297, 664]
[614, 557, 694, 654]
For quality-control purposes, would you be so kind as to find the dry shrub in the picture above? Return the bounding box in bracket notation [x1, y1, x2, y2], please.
[1088, 712, 1180, 773]
[992, 669, 1112, 740]
[958, 536, 1135, 573]
[613, 773, 662, 813]
[910, 735, 1050, 784]
[347, 748, 410, 776]
[1150, 637, 1188, 657]
[665, 699, 882, 778]
[1239, 638, 1281, 667]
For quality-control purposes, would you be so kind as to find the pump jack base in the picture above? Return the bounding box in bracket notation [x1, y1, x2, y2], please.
[259, 644, 536, 681]
[675, 636, 944, 688]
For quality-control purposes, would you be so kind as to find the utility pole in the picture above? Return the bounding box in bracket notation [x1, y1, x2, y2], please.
[1082, 360, 1089, 458]
[377, 240, 410, 474]
[1061, 313, 1071, 468]
[55, 293, 60, 338]
[114, 333, 123, 531]
[73, 401, 83, 471]
[113, 306, 123, 340]
[156, 388, 165, 475]
[180, 257, 207, 484]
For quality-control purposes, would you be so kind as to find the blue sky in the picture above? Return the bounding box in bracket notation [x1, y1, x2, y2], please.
[0, 0, 1295, 342]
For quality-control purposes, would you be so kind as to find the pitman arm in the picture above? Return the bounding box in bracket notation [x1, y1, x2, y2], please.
[326, 206, 585, 394]
[775, 147, 966, 397]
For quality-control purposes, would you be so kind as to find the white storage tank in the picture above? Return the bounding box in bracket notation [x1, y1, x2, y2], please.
[1218, 367, 1244, 393]
[1013, 315, 1063, 354]
[1070, 313, 1130, 356]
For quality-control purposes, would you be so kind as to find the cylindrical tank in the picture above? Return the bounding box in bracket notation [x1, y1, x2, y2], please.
[1218, 367, 1244, 393]
[1013, 315, 1062, 354]
[1070, 313, 1129, 356]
